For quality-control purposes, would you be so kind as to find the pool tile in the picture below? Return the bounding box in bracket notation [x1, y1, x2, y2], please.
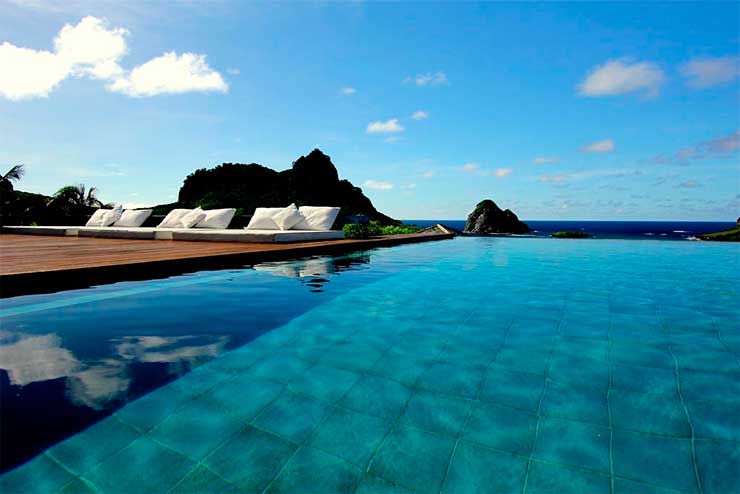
[548, 354, 610, 392]
[686, 399, 740, 442]
[319, 342, 385, 372]
[679, 369, 740, 403]
[115, 385, 195, 432]
[524, 460, 610, 494]
[611, 364, 677, 396]
[540, 381, 609, 426]
[495, 348, 551, 375]
[695, 439, 740, 494]
[416, 361, 487, 399]
[613, 478, 686, 494]
[47, 417, 140, 475]
[609, 389, 691, 437]
[370, 351, 435, 387]
[247, 352, 313, 383]
[340, 375, 412, 420]
[199, 376, 285, 421]
[532, 416, 611, 474]
[462, 402, 537, 455]
[148, 396, 246, 460]
[169, 466, 244, 494]
[369, 424, 455, 493]
[265, 445, 362, 494]
[612, 429, 699, 493]
[554, 337, 609, 360]
[355, 474, 414, 494]
[253, 390, 331, 443]
[559, 318, 609, 340]
[672, 345, 740, 373]
[308, 407, 391, 468]
[0, 454, 74, 494]
[56, 478, 97, 494]
[83, 437, 195, 494]
[610, 342, 674, 369]
[479, 364, 545, 412]
[398, 391, 472, 438]
[441, 441, 527, 494]
[205, 425, 298, 492]
[287, 364, 360, 403]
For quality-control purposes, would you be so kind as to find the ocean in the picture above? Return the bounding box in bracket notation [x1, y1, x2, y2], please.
[403, 220, 736, 240]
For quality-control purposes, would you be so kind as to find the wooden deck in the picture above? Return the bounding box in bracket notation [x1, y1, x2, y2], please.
[0, 232, 453, 297]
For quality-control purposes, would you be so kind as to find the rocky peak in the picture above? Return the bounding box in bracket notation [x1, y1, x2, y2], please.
[464, 199, 529, 234]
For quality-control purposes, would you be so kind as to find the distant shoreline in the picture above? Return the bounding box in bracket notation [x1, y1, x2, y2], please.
[403, 220, 737, 241]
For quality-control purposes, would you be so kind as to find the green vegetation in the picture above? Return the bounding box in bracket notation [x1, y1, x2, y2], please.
[552, 231, 591, 238]
[343, 221, 422, 239]
[697, 227, 740, 242]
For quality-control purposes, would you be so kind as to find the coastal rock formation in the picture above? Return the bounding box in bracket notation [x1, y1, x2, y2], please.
[157, 149, 397, 225]
[464, 199, 529, 234]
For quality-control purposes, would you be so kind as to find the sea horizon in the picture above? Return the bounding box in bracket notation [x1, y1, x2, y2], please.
[404, 219, 736, 240]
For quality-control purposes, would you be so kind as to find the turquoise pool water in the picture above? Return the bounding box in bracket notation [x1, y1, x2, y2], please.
[1, 237, 738, 493]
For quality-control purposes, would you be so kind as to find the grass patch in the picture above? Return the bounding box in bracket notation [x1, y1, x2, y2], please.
[552, 231, 591, 239]
[697, 227, 740, 242]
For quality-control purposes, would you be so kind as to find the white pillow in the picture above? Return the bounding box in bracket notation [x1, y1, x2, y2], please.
[293, 206, 341, 230]
[180, 207, 206, 228]
[194, 208, 236, 229]
[157, 209, 191, 228]
[86, 209, 108, 227]
[246, 207, 283, 230]
[114, 209, 152, 227]
[273, 204, 304, 230]
[100, 205, 123, 227]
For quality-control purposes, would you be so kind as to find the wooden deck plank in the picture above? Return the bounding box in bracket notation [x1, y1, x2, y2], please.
[0, 232, 453, 297]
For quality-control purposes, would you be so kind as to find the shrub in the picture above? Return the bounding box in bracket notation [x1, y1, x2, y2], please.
[343, 223, 379, 239]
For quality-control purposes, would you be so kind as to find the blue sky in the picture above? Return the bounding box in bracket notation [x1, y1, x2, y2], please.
[1, 1, 738, 220]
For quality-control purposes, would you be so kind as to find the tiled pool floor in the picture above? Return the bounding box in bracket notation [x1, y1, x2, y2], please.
[1, 238, 738, 493]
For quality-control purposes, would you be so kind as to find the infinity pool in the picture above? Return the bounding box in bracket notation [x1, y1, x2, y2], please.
[1, 237, 738, 493]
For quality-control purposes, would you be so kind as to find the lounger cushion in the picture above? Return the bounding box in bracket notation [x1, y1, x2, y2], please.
[100, 205, 123, 226]
[114, 209, 152, 227]
[246, 207, 283, 230]
[180, 207, 206, 228]
[273, 204, 304, 230]
[85, 209, 108, 227]
[158, 209, 191, 228]
[195, 208, 236, 229]
[293, 206, 341, 231]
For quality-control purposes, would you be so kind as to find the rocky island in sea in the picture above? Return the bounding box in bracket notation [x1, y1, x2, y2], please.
[464, 199, 530, 234]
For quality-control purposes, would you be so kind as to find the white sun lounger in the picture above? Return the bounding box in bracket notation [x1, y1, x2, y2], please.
[2, 225, 344, 243]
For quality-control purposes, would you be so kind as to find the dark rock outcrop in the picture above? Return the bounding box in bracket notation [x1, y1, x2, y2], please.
[158, 149, 397, 225]
[464, 199, 529, 234]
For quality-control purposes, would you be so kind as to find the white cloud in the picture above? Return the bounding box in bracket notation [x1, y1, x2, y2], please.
[0, 16, 127, 100]
[404, 71, 448, 87]
[648, 130, 739, 164]
[366, 118, 404, 134]
[461, 162, 480, 172]
[403, 183, 417, 189]
[0, 16, 227, 101]
[411, 110, 429, 120]
[578, 59, 664, 97]
[538, 174, 569, 183]
[227, 68, 240, 75]
[680, 56, 739, 89]
[109, 51, 227, 97]
[678, 179, 701, 189]
[422, 170, 436, 178]
[533, 156, 560, 165]
[494, 168, 512, 177]
[340, 87, 356, 95]
[363, 180, 394, 190]
[582, 139, 615, 153]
